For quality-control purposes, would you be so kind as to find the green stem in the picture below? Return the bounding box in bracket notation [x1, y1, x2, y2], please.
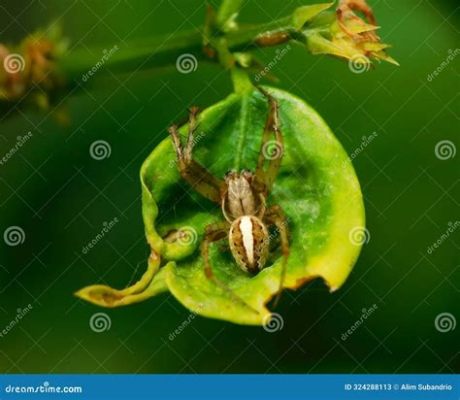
[216, 0, 244, 31]
[1, 1, 396, 112]
[60, 30, 204, 80]
[231, 68, 254, 94]
[59, 17, 296, 82]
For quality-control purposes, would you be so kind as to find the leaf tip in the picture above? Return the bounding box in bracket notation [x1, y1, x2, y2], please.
[74, 285, 123, 308]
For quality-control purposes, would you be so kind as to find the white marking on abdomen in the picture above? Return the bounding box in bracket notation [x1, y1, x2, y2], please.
[240, 216, 254, 265]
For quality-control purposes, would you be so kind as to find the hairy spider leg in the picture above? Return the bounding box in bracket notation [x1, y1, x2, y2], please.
[168, 107, 225, 203]
[265, 205, 290, 306]
[255, 88, 284, 195]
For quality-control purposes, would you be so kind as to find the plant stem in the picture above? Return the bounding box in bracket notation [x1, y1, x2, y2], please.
[216, 0, 244, 30]
[0, 0, 396, 112]
[59, 17, 294, 82]
[60, 31, 204, 80]
[231, 68, 254, 94]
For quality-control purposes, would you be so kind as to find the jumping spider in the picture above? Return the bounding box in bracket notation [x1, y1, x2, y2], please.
[168, 89, 289, 310]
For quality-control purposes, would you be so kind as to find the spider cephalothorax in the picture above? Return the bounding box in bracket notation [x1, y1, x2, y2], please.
[223, 170, 264, 220]
[168, 89, 289, 308]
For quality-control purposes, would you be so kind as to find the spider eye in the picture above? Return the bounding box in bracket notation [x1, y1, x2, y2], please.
[225, 169, 236, 178]
[241, 169, 254, 180]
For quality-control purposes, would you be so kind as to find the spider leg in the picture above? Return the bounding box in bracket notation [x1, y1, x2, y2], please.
[201, 222, 259, 315]
[168, 108, 225, 203]
[184, 106, 199, 161]
[264, 205, 290, 306]
[255, 87, 284, 195]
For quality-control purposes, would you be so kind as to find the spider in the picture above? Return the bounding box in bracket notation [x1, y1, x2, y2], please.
[168, 89, 289, 311]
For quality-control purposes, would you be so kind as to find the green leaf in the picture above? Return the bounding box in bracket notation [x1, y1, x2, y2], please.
[75, 251, 169, 307]
[138, 86, 365, 325]
[292, 3, 335, 30]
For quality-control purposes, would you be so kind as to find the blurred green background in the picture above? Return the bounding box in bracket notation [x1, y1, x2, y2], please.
[0, 0, 459, 373]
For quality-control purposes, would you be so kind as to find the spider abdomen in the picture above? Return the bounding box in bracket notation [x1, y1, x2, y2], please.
[229, 215, 269, 274]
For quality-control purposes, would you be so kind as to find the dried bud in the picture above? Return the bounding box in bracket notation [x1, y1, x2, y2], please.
[304, 0, 398, 66]
[0, 25, 68, 104]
